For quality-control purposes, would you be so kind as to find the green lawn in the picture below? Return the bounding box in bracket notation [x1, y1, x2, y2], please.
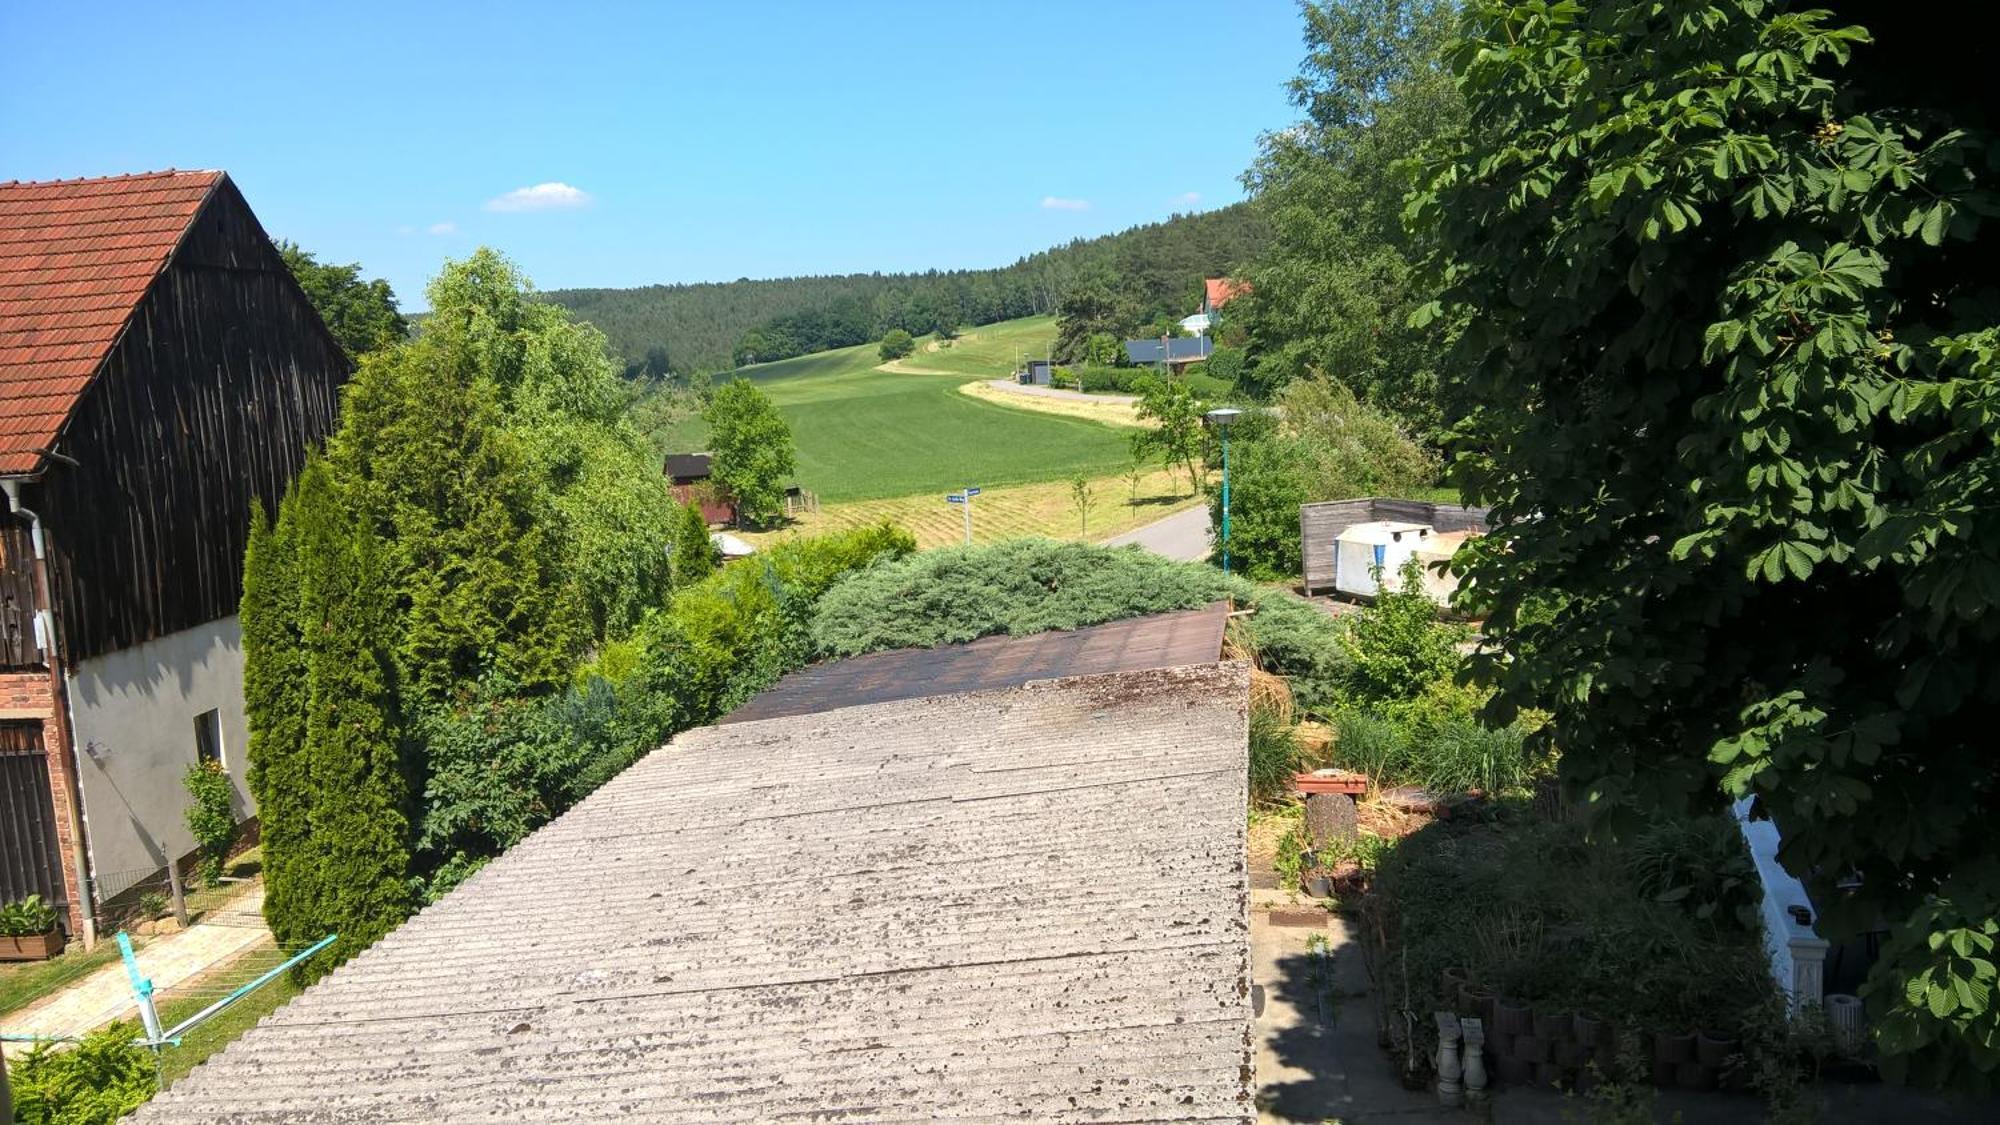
[657, 316, 1134, 503]
[154, 962, 301, 1085]
[891, 316, 1060, 378]
[0, 938, 130, 1018]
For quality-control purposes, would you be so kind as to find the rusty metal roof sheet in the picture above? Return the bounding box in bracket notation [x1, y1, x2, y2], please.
[723, 601, 1232, 725]
[134, 662, 1254, 1123]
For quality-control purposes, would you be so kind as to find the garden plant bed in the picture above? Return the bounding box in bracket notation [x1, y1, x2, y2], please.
[1358, 792, 1782, 1097]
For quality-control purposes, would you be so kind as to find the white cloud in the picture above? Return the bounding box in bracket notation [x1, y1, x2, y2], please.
[395, 224, 416, 236]
[1040, 195, 1090, 212]
[1172, 191, 1202, 207]
[427, 221, 458, 236]
[485, 182, 593, 213]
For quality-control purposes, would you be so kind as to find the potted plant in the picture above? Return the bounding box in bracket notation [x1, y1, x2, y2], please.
[0, 894, 63, 961]
[1304, 866, 1333, 898]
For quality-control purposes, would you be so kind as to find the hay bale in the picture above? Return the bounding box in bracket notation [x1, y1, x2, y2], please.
[1249, 668, 1293, 725]
[1294, 720, 1334, 762]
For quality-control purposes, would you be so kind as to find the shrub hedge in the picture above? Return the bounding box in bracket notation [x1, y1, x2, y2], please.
[807, 538, 1352, 713]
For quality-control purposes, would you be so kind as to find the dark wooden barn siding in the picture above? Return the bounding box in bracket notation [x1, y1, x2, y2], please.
[35, 182, 349, 662]
[1299, 497, 1493, 593]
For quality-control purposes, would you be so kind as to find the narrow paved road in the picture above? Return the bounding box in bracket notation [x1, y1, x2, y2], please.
[1103, 504, 1211, 562]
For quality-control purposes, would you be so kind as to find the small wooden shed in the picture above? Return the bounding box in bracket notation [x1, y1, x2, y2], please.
[1299, 497, 1492, 598]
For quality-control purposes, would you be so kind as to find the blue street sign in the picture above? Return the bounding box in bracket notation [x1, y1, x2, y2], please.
[964, 487, 981, 497]
[945, 494, 966, 504]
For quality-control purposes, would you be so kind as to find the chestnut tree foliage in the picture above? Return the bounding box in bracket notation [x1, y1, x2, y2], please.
[1412, 1, 1998, 1089]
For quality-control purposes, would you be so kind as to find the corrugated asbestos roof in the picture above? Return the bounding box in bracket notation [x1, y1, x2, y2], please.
[0, 170, 221, 475]
[136, 662, 1254, 1123]
[723, 602, 1231, 725]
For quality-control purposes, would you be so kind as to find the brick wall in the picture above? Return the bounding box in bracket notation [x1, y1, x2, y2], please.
[0, 672, 52, 718]
[0, 672, 86, 936]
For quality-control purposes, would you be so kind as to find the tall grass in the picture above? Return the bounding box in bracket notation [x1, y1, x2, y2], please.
[1248, 700, 1303, 806]
[1331, 700, 1541, 796]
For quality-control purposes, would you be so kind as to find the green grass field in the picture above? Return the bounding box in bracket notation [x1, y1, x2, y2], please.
[656, 317, 1134, 503]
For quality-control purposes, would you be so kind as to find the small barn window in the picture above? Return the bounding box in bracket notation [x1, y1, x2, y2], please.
[194, 709, 224, 768]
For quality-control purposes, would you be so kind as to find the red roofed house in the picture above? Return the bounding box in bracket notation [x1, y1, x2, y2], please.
[1202, 277, 1250, 319]
[0, 171, 348, 945]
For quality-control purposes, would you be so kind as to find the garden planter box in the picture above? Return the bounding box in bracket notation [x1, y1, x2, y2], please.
[0, 929, 63, 961]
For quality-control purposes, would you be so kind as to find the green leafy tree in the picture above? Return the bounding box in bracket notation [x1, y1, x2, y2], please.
[242, 499, 312, 946]
[1411, 0, 1998, 1090]
[335, 319, 577, 710]
[1238, 0, 1465, 433]
[289, 458, 412, 973]
[1215, 379, 1436, 578]
[1054, 285, 1139, 364]
[704, 380, 797, 527]
[1209, 434, 1313, 580]
[879, 329, 915, 361]
[1085, 332, 1123, 367]
[246, 249, 674, 969]
[278, 241, 406, 360]
[670, 500, 717, 587]
[1339, 559, 1461, 704]
[1131, 378, 1208, 495]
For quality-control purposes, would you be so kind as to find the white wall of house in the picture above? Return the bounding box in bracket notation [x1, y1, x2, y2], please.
[66, 616, 251, 902]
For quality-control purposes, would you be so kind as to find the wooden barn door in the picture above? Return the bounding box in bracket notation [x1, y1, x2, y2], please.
[0, 722, 66, 923]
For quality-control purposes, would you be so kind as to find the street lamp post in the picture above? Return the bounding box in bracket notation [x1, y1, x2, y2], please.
[1205, 408, 1242, 576]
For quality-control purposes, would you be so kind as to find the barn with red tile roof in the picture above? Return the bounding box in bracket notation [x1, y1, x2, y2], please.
[0, 171, 349, 941]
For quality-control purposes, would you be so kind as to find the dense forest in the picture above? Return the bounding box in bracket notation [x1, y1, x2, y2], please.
[541, 204, 1265, 374]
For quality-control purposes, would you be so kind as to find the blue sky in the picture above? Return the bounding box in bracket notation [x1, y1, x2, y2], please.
[1, 2, 1306, 309]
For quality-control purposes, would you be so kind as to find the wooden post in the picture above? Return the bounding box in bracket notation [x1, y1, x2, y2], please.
[164, 845, 189, 927]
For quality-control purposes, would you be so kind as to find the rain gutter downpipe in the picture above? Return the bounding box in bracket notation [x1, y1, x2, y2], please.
[1, 475, 98, 950]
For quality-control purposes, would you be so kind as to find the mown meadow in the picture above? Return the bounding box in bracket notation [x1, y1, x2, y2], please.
[654, 317, 1135, 503]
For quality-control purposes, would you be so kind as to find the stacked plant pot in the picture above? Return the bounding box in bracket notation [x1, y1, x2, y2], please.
[1437, 970, 1741, 1093]
[1451, 992, 1616, 1090]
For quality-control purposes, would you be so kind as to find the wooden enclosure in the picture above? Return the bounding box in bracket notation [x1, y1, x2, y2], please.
[1299, 497, 1492, 594]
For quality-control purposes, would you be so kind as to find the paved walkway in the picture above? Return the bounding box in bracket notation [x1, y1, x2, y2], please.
[1103, 504, 1211, 561]
[2, 887, 270, 1041]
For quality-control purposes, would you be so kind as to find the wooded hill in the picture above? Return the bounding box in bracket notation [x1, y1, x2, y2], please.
[541, 204, 1264, 375]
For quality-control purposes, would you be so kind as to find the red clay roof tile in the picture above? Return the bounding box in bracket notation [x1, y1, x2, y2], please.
[0, 170, 220, 474]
